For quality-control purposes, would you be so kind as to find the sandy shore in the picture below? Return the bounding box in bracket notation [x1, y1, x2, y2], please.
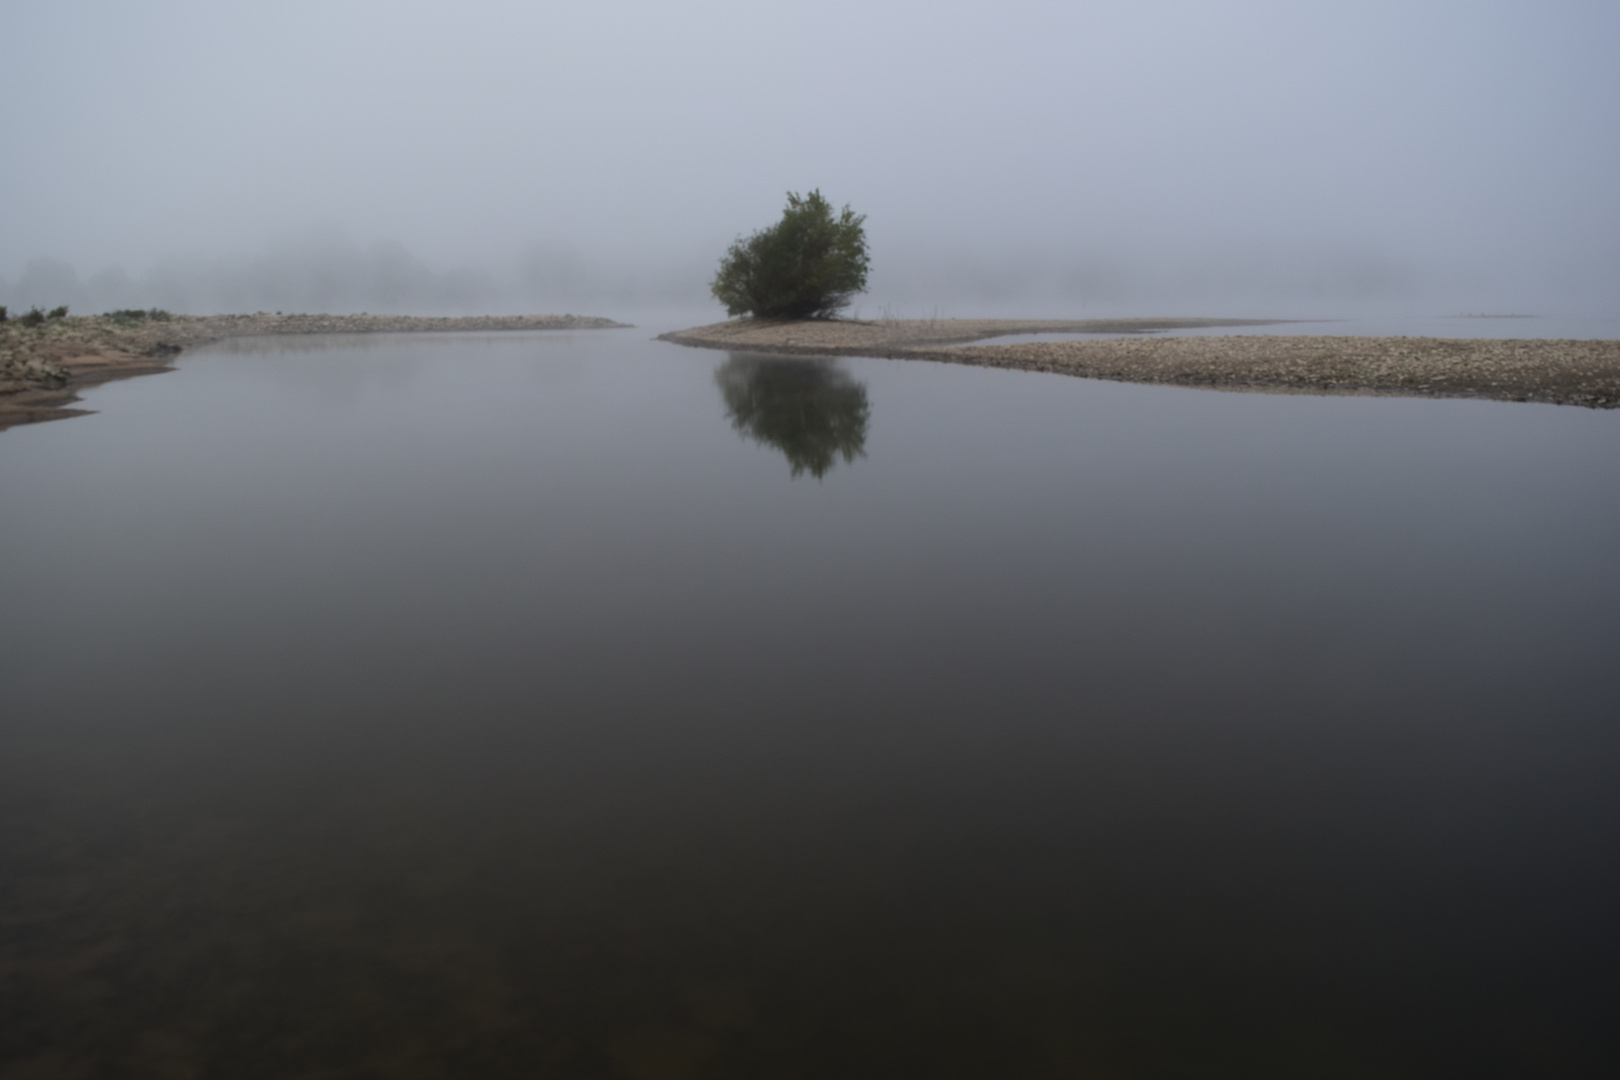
[659, 318, 1620, 409]
[0, 312, 628, 430]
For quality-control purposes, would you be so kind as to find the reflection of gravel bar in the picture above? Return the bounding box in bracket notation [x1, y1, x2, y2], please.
[660, 319, 1620, 408]
[1, 312, 628, 429]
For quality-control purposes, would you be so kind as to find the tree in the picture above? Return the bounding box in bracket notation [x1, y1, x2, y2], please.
[711, 190, 869, 319]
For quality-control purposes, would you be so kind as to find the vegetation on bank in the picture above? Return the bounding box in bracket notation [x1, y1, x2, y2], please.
[711, 190, 869, 319]
[1, 304, 72, 327]
[106, 308, 176, 323]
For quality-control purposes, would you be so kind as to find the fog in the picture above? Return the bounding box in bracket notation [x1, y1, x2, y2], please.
[4, 0, 1617, 320]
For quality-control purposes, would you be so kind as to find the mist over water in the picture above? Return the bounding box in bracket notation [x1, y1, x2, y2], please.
[3, 1, 1618, 320]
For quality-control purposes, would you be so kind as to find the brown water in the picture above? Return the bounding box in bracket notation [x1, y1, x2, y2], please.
[2, 328, 1618, 1077]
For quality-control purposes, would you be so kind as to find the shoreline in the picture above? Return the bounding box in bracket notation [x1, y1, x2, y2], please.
[0, 312, 628, 430]
[658, 318, 1620, 409]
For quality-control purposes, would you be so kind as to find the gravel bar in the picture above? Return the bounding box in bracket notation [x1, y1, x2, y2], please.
[659, 318, 1620, 409]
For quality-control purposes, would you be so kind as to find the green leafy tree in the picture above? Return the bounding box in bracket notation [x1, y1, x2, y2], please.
[711, 190, 869, 319]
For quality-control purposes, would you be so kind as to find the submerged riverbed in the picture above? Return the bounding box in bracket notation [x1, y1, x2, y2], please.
[3, 327, 1618, 1077]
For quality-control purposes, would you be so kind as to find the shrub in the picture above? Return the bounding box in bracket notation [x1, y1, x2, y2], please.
[47, 305, 68, 319]
[19, 306, 46, 328]
[711, 190, 869, 319]
[105, 308, 174, 323]
[0, 306, 7, 323]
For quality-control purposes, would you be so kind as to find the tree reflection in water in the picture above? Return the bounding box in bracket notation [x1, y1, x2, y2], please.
[715, 353, 870, 478]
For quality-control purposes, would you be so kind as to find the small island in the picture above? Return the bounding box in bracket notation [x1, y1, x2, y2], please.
[660, 317, 1620, 409]
[0, 310, 628, 429]
[670, 191, 1620, 409]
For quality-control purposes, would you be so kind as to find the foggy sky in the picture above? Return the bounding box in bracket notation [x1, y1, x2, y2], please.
[4, 0, 1617, 318]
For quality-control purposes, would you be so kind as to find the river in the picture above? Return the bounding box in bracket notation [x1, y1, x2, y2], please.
[2, 326, 1617, 1077]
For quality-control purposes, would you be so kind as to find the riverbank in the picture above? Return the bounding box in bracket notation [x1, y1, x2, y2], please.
[659, 318, 1620, 408]
[0, 312, 628, 429]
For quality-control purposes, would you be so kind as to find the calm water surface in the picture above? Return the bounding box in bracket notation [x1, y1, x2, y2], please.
[3, 328, 1618, 1077]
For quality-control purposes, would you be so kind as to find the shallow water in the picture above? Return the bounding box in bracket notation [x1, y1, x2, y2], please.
[3, 328, 1619, 1077]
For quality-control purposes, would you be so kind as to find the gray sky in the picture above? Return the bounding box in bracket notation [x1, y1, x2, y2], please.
[3, 0, 1617, 316]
